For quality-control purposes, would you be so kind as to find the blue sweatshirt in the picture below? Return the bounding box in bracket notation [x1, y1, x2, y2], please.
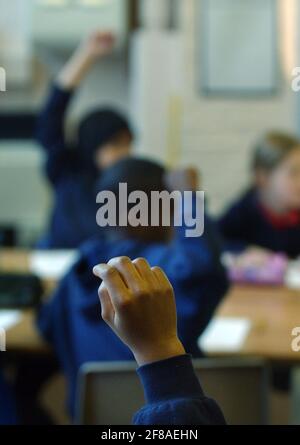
[0, 370, 16, 425]
[37, 216, 229, 418]
[36, 85, 100, 249]
[218, 189, 300, 258]
[134, 355, 226, 425]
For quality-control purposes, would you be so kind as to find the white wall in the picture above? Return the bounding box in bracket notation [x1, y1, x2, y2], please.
[178, 0, 297, 214]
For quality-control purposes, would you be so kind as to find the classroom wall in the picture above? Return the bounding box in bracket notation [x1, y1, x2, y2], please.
[0, 0, 298, 241]
[178, 0, 297, 215]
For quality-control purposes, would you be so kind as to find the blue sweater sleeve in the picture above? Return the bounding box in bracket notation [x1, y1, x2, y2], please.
[133, 355, 226, 426]
[36, 83, 75, 184]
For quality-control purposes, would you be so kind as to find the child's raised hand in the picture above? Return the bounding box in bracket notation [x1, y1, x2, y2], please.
[93, 257, 185, 366]
[57, 31, 115, 89]
[81, 31, 116, 61]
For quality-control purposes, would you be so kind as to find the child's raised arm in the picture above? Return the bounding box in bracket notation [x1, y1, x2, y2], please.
[36, 31, 115, 183]
[93, 257, 226, 426]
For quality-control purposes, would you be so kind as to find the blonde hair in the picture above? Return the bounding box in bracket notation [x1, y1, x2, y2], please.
[252, 132, 300, 172]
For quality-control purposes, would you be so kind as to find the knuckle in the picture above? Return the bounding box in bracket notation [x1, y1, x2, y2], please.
[98, 286, 105, 298]
[103, 267, 117, 279]
[134, 257, 147, 266]
[119, 256, 131, 266]
[117, 298, 132, 311]
[134, 286, 149, 299]
[152, 286, 161, 297]
[101, 309, 110, 322]
[110, 256, 131, 267]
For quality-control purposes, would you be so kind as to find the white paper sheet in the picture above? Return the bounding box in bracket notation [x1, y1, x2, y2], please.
[285, 261, 300, 290]
[0, 310, 22, 330]
[198, 317, 252, 353]
[29, 250, 78, 280]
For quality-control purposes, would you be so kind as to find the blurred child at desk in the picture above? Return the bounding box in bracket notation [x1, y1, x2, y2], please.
[219, 132, 300, 259]
[36, 32, 133, 249]
[36, 158, 229, 418]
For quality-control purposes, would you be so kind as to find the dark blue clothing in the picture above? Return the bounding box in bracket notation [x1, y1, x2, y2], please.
[37, 215, 229, 417]
[36, 85, 99, 249]
[218, 189, 300, 258]
[134, 355, 226, 425]
[0, 370, 16, 425]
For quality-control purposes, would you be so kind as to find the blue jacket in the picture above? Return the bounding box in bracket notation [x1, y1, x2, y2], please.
[37, 217, 229, 417]
[134, 355, 226, 425]
[0, 370, 16, 425]
[218, 189, 300, 258]
[36, 85, 100, 249]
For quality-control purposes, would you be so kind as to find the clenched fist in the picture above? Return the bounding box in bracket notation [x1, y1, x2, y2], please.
[93, 257, 185, 366]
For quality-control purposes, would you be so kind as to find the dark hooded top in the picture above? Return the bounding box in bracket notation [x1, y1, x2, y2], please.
[36, 84, 131, 249]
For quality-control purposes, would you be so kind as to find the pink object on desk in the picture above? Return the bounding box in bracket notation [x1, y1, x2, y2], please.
[226, 252, 288, 285]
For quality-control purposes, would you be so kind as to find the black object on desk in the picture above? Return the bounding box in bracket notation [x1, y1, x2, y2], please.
[0, 274, 43, 309]
[0, 226, 16, 247]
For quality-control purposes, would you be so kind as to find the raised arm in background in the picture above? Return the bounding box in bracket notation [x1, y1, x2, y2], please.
[36, 31, 115, 183]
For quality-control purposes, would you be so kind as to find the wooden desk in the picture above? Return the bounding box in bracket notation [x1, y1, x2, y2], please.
[1, 249, 300, 362]
[0, 249, 30, 273]
[6, 311, 51, 354]
[0, 249, 53, 354]
[216, 285, 300, 363]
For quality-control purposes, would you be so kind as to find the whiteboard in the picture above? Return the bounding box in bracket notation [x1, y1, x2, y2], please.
[199, 0, 278, 95]
[32, 0, 128, 50]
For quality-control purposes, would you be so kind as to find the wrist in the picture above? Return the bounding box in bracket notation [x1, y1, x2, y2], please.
[74, 47, 96, 67]
[57, 50, 96, 90]
[133, 338, 186, 367]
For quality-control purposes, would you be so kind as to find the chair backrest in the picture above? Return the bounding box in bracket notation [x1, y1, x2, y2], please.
[76, 357, 269, 425]
[291, 366, 300, 425]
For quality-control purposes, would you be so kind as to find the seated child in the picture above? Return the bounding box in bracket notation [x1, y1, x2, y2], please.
[93, 257, 226, 425]
[36, 31, 133, 249]
[37, 158, 229, 417]
[219, 132, 300, 258]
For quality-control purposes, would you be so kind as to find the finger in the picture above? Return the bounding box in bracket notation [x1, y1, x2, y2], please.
[93, 264, 129, 306]
[108, 257, 143, 292]
[133, 258, 157, 288]
[98, 284, 115, 324]
[152, 267, 174, 293]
